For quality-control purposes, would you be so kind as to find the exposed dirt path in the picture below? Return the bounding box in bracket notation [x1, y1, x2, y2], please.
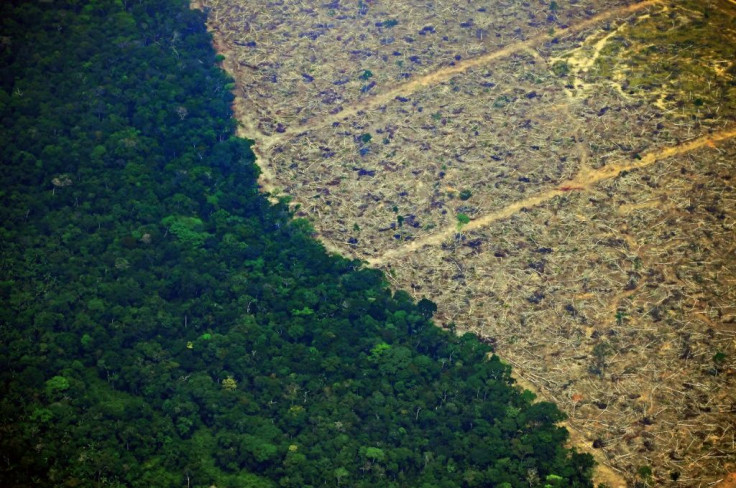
[260, 0, 663, 148]
[550, 18, 633, 99]
[368, 127, 736, 266]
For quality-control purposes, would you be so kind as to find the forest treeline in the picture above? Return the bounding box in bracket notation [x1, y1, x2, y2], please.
[0, 1, 594, 486]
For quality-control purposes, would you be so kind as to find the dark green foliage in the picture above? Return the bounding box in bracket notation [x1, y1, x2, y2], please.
[551, 60, 570, 77]
[0, 1, 594, 487]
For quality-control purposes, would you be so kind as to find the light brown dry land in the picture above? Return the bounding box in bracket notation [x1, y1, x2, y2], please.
[199, 0, 736, 485]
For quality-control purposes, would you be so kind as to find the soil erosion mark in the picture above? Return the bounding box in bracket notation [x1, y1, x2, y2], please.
[367, 127, 736, 266]
[263, 0, 663, 148]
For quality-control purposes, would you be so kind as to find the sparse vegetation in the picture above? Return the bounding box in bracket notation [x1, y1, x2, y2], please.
[203, 0, 736, 484]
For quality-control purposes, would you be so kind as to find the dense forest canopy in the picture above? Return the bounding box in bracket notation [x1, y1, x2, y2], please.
[0, 0, 594, 486]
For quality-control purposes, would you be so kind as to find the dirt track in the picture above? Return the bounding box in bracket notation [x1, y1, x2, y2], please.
[369, 128, 736, 266]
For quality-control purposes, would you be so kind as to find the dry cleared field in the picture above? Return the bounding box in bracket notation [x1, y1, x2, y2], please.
[197, 0, 736, 485]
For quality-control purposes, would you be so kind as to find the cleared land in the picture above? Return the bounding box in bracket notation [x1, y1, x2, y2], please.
[199, 0, 736, 485]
